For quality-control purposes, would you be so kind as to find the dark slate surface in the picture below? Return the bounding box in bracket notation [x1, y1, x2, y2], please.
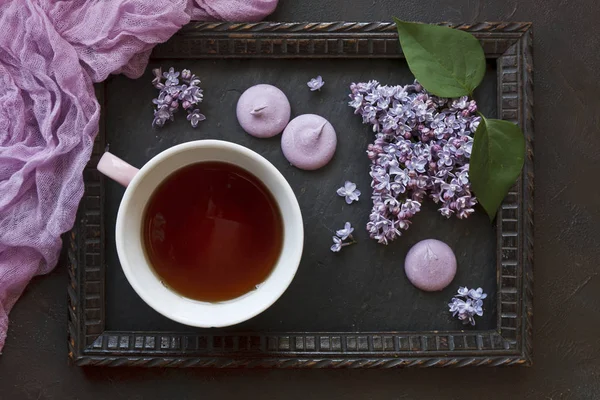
[1, 1, 600, 399]
[103, 59, 497, 333]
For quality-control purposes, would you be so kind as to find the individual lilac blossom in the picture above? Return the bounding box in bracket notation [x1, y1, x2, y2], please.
[152, 91, 167, 107]
[330, 236, 343, 252]
[189, 76, 202, 87]
[467, 287, 488, 300]
[348, 93, 363, 109]
[448, 286, 487, 326]
[152, 68, 164, 89]
[187, 109, 206, 128]
[335, 222, 354, 240]
[337, 181, 361, 204]
[307, 75, 325, 91]
[348, 79, 479, 244]
[181, 85, 203, 104]
[163, 67, 180, 85]
[151, 67, 205, 128]
[451, 96, 469, 110]
[152, 106, 171, 127]
[439, 206, 453, 218]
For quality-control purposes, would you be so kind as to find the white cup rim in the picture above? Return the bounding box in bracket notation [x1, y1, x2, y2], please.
[114, 140, 304, 327]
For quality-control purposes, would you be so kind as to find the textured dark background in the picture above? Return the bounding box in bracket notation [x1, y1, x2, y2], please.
[1, 0, 599, 399]
[103, 59, 498, 334]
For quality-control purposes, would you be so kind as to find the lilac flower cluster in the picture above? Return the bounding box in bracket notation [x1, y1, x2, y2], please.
[336, 181, 361, 204]
[151, 67, 205, 128]
[448, 287, 487, 326]
[348, 80, 480, 244]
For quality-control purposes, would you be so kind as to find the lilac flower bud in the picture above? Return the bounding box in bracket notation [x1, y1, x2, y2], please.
[181, 69, 192, 80]
[467, 100, 477, 113]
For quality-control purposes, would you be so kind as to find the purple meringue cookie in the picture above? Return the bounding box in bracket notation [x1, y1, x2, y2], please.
[236, 84, 291, 138]
[281, 114, 337, 170]
[404, 239, 457, 291]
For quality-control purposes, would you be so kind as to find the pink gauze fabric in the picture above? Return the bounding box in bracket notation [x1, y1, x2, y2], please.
[0, 0, 278, 352]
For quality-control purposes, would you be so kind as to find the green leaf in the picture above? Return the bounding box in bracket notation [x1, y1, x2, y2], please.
[394, 18, 486, 98]
[470, 117, 525, 221]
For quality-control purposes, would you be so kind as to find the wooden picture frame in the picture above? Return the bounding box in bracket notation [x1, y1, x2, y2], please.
[68, 21, 534, 368]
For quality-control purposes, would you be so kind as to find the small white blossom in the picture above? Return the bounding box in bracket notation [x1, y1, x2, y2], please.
[307, 75, 325, 91]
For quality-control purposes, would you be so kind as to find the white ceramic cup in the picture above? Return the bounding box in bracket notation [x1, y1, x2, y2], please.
[97, 140, 304, 328]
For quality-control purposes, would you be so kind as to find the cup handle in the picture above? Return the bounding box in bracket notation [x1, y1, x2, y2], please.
[97, 152, 139, 187]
